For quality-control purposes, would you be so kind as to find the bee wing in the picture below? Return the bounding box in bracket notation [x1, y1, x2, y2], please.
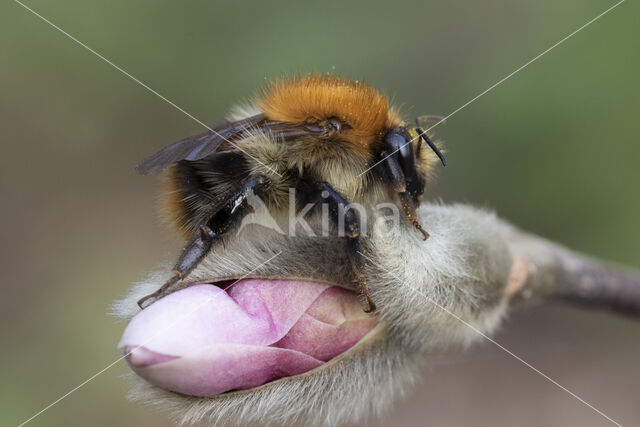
[135, 114, 339, 175]
[135, 114, 268, 175]
[259, 121, 332, 140]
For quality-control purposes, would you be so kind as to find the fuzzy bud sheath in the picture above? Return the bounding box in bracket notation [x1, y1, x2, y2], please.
[114, 203, 639, 425]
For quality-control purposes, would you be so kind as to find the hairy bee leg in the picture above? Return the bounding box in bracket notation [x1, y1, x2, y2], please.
[380, 153, 430, 240]
[315, 182, 376, 312]
[137, 225, 216, 308]
[398, 191, 429, 240]
[346, 237, 376, 313]
[137, 175, 268, 309]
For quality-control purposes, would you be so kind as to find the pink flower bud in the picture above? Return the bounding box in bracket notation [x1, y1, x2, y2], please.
[118, 279, 377, 396]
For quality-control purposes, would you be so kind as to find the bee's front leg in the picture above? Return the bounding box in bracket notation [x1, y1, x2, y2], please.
[308, 182, 376, 312]
[137, 175, 268, 309]
[380, 153, 429, 240]
[397, 191, 429, 240]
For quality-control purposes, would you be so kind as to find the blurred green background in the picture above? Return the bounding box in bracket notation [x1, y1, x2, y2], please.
[1, 0, 638, 426]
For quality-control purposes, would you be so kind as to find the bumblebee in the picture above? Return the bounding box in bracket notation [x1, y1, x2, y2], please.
[136, 75, 446, 311]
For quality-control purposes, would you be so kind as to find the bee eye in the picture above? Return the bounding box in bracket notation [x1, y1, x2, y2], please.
[383, 130, 411, 158]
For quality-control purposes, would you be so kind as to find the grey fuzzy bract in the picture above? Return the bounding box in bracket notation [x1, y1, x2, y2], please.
[112, 204, 513, 426]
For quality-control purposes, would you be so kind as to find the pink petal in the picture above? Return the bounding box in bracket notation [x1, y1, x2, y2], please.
[127, 345, 323, 396]
[125, 346, 178, 367]
[119, 280, 330, 356]
[273, 287, 378, 361]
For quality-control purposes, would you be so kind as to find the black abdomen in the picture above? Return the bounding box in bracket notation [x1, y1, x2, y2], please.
[166, 151, 251, 235]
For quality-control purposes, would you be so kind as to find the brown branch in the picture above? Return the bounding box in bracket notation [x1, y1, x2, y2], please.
[505, 228, 640, 317]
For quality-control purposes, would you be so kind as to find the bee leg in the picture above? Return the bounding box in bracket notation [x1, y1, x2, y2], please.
[137, 225, 216, 308]
[398, 191, 429, 240]
[346, 236, 376, 313]
[315, 182, 376, 312]
[380, 153, 430, 240]
[137, 175, 268, 309]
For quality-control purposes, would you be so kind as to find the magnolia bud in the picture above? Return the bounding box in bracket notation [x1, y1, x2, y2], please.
[118, 279, 377, 396]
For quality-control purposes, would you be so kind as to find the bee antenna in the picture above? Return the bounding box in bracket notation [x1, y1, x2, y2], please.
[415, 127, 446, 167]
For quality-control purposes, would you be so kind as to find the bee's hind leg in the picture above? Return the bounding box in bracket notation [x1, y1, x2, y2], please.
[137, 225, 216, 309]
[137, 175, 268, 309]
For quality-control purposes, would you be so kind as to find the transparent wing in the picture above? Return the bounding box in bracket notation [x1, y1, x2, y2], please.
[134, 114, 267, 175]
